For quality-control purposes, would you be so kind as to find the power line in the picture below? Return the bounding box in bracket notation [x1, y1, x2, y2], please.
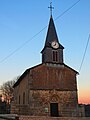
[0, 26, 47, 63]
[79, 34, 90, 73]
[55, 0, 81, 21]
[0, 0, 81, 64]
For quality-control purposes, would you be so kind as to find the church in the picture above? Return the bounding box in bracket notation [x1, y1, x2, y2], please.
[11, 5, 79, 117]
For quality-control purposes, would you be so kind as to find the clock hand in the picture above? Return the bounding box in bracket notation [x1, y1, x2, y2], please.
[53, 42, 56, 46]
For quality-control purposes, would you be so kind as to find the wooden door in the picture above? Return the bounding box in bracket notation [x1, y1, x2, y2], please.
[50, 103, 59, 117]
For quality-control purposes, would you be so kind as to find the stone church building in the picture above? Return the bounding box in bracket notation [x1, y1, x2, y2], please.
[11, 14, 79, 117]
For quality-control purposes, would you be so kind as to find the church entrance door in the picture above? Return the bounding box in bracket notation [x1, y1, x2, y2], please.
[50, 103, 59, 117]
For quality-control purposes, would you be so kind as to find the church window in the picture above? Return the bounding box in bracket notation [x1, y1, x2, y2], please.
[23, 92, 25, 104]
[53, 51, 58, 62]
[19, 95, 20, 104]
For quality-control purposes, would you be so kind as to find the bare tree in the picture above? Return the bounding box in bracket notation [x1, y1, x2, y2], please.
[0, 76, 19, 103]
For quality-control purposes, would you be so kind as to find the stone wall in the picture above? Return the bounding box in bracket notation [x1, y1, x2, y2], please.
[12, 64, 79, 116]
[19, 116, 90, 120]
[28, 90, 78, 117]
[11, 90, 79, 117]
[30, 64, 77, 90]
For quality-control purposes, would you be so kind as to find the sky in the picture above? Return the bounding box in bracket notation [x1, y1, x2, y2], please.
[0, 0, 90, 104]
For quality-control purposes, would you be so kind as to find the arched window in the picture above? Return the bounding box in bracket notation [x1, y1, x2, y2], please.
[53, 51, 58, 62]
[19, 95, 20, 104]
[23, 92, 25, 104]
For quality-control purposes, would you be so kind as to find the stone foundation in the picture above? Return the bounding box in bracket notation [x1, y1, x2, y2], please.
[19, 116, 90, 120]
[11, 90, 79, 117]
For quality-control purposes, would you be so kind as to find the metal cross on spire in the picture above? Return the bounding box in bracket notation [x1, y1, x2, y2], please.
[48, 2, 54, 16]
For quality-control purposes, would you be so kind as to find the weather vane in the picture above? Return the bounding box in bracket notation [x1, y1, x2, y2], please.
[48, 2, 54, 16]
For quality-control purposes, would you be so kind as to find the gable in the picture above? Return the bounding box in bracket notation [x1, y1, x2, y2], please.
[29, 63, 78, 90]
[13, 63, 78, 91]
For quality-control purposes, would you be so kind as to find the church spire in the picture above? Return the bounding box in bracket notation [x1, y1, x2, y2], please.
[44, 13, 64, 49]
[41, 2, 63, 49]
[45, 16, 59, 47]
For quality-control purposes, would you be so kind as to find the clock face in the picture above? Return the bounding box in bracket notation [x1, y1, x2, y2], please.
[51, 41, 59, 49]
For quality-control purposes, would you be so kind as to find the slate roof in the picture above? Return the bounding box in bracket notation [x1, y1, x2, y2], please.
[41, 16, 64, 53]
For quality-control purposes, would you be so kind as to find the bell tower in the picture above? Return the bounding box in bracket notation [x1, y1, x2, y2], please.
[41, 3, 64, 64]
